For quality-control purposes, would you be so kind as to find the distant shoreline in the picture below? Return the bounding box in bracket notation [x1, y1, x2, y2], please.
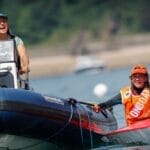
[29, 44, 150, 78]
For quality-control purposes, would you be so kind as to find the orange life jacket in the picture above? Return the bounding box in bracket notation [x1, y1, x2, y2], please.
[120, 86, 150, 125]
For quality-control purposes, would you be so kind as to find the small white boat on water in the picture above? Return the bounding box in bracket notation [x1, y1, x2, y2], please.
[74, 55, 106, 73]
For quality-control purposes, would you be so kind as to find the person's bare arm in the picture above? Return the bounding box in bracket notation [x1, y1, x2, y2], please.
[17, 43, 29, 74]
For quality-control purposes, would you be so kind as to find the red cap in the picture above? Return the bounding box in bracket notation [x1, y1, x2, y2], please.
[130, 64, 148, 76]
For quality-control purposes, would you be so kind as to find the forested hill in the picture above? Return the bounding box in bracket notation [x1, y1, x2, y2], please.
[1, 0, 150, 46]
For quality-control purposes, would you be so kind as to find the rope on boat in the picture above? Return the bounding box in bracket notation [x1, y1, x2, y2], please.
[76, 106, 84, 146]
[50, 104, 74, 138]
[68, 98, 93, 149]
[4, 104, 74, 150]
[78, 103, 93, 149]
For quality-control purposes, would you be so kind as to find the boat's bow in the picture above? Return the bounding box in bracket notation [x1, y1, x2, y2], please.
[0, 88, 117, 149]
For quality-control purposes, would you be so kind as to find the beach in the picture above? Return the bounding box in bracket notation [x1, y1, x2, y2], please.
[29, 43, 150, 78]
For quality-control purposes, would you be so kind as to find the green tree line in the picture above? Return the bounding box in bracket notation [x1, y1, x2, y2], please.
[1, 0, 150, 45]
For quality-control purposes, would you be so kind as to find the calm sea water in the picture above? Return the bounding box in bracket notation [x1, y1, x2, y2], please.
[30, 67, 149, 149]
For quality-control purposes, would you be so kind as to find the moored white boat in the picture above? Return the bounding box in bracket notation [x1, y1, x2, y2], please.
[74, 55, 106, 73]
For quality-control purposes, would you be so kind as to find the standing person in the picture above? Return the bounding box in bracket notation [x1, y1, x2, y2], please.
[0, 13, 29, 75]
[93, 64, 150, 126]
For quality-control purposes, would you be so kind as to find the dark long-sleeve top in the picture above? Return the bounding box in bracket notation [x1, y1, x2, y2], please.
[99, 93, 122, 109]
